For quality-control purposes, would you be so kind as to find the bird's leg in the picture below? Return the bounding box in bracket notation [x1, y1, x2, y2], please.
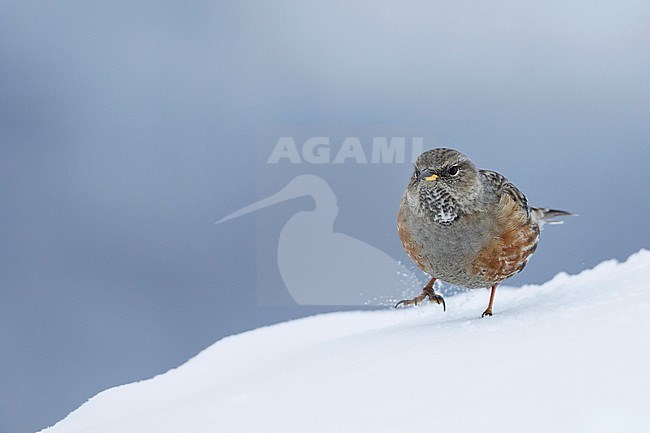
[395, 278, 446, 311]
[482, 284, 498, 317]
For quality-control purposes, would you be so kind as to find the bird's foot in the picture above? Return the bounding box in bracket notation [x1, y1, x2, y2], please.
[395, 287, 446, 311]
[481, 308, 493, 318]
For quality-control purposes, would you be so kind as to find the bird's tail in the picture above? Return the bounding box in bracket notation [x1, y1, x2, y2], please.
[530, 207, 575, 227]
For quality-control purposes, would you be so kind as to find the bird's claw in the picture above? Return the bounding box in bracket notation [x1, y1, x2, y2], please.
[394, 291, 446, 312]
[432, 294, 446, 312]
[481, 309, 493, 318]
[394, 298, 419, 308]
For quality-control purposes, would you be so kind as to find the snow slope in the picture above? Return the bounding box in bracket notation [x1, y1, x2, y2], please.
[42, 250, 650, 433]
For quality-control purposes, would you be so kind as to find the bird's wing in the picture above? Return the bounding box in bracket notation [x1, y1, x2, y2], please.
[479, 169, 530, 217]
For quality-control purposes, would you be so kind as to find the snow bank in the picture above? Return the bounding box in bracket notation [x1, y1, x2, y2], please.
[41, 250, 650, 433]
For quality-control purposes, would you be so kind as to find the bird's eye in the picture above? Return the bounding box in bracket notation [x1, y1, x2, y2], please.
[448, 165, 460, 176]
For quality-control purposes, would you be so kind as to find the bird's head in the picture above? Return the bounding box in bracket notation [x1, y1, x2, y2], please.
[408, 148, 482, 224]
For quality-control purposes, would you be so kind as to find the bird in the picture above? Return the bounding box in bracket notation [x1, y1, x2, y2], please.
[395, 148, 573, 317]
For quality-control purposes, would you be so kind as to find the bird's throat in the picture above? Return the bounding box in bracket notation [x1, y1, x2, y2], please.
[419, 186, 459, 225]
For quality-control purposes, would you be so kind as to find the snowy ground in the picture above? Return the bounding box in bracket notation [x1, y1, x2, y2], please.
[42, 250, 650, 433]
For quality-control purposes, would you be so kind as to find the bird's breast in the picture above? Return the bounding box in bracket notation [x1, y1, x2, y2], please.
[398, 194, 489, 286]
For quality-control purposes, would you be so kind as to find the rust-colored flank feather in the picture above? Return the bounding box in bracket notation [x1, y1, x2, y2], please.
[472, 192, 540, 283]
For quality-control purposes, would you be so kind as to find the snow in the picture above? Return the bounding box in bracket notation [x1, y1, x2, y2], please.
[41, 250, 650, 433]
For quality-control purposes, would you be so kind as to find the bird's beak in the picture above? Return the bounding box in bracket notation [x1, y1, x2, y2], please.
[417, 170, 438, 182]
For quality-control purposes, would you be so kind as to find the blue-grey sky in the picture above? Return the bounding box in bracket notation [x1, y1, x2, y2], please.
[2, 2, 649, 432]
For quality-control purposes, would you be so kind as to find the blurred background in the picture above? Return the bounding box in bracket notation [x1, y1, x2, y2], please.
[1, 1, 649, 432]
